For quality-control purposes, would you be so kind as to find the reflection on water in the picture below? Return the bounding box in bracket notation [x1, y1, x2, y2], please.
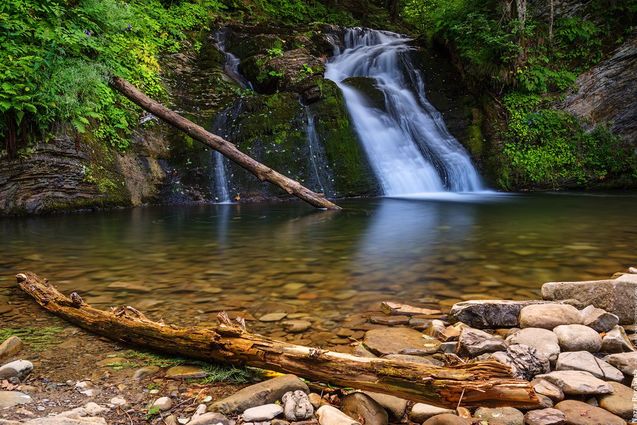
[1, 194, 636, 340]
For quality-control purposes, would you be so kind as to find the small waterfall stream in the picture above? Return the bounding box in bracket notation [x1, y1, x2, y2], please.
[304, 106, 335, 197]
[325, 28, 483, 196]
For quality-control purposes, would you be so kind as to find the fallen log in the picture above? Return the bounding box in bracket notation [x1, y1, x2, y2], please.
[109, 76, 340, 210]
[15, 272, 541, 409]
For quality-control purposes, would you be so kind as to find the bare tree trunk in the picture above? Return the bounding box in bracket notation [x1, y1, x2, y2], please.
[15, 272, 542, 409]
[548, 0, 554, 41]
[109, 77, 341, 210]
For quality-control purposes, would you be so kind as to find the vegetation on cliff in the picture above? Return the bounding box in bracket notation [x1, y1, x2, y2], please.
[403, 0, 637, 189]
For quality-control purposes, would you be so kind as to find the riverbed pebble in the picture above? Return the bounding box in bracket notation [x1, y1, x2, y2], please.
[409, 403, 454, 422]
[523, 408, 566, 425]
[242, 404, 283, 421]
[600, 325, 635, 353]
[361, 391, 407, 419]
[474, 407, 524, 425]
[597, 381, 634, 419]
[0, 359, 33, 381]
[456, 327, 507, 357]
[0, 336, 23, 362]
[282, 390, 314, 421]
[153, 396, 173, 411]
[0, 391, 32, 409]
[578, 305, 618, 332]
[506, 328, 560, 363]
[604, 351, 637, 375]
[363, 327, 440, 356]
[554, 399, 625, 425]
[316, 405, 360, 425]
[554, 351, 623, 381]
[422, 413, 470, 425]
[341, 393, 387, 425]
[535, 371, 613, 395]
[552, 325, 601, 352]
[519, 304, 581, 329]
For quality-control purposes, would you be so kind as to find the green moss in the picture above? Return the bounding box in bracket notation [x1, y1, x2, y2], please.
[0, 327, 64, 350]
[465, 107, 484, 158]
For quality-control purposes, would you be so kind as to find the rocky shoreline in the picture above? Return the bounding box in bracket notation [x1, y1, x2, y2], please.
[1, 268, 636, 424]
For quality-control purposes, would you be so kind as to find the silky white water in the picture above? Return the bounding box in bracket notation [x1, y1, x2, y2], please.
[325, 28, 483, 195]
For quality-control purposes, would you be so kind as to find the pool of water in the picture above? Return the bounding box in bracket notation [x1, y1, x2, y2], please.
[1, 193, 636, 345]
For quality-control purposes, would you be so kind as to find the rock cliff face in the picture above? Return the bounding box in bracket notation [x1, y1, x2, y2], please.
[561, 35, 637, 143]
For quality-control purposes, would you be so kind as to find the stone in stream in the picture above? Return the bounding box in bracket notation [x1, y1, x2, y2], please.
[578, 305, 619, 332]
[259, 312, 287, 322]
[449, 300, 552, 328]
[209, 374, 308, 414]
[422, 413, 471, 425]
[474, 407, 524, 425]
[456, 327, 507, 357]
[554, 399, 625, 425]
[362, 391, 407, 419]
[519, 304, 581, 329]
[380, 302, 441, 316]
[0, 336, 23, 362]
[133, 365, 161, 380]
[316, 405, 361, 425]
[363, 327, 440, 356]
[282, 320, 311, 333]
[165, 365, 207, 379]
[535, 371, 613, 395]
[242, 404, 283, 421]
[0, 360, 33, 381]
[282, 390, 314, 421]
[523, 408, 566, 425]
[542, 274, 637, 324]
[506, 328, 560, 363]
[409, 403, 454, 422]
[531, 379, 564, 402]
[555, 351, 623, 381]
[490, 344, 550, 379]
[370, 315, 410, 326]
[604, 351, 637, 375]
[0, 391, 32, 408]
[598, 381, 634, 419]
[601, 325, 636, 353]
[188, 412, 232, 425]
[552, 325, 602, 352]
[341, 393, 388, 425]
[152, 397, 173, 411]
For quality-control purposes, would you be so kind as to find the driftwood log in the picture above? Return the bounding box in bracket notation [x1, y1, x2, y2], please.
[15, 272, 541, 408]
[109, 76, 340, 210]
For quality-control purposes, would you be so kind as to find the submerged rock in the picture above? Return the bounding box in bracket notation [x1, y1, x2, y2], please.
[542, 275, 637, 324]
[535, 371, 613, 395]
[555, 351, 623, 381]
[474, 407, 524, 425]
[552, 325, 602, 352]
[363, 327, 440, 356]
[210, 374, 308, 414]
[555, 399, 625, 425]
[519, 304, 581, 329]
[341, 393, 388, 425]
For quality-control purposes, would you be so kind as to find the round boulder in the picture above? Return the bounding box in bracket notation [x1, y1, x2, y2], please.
[474, 407, 524, 425]
[519, 304, 581, 329]
[555, 399, 625, 425]
[598, 381, 633, 419]
[553, 325, 602, 352]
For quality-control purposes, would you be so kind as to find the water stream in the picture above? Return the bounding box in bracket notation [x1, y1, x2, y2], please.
[304, 105, 335, 197]
[325, 28, 483, 196]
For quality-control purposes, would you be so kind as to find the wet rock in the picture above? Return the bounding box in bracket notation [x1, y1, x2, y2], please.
[243, 404, 283, 421]
[370, 315, 410, 326]
[316, 405, 360, 425]
[532, 379, 564, 402]
[506, 328, 560, 363]
[456, 327, 507, 357]
[542, 275, 637, 324]
[153, 397, 173, 411]
[598, 381, 633, 419]
[555, 351, 623, 381]
[259, 313, 288, 322]
[490, 344, 550, 379]
[0, 391, 32, 408]
[210, 374, 308, 414]
[474, 407, 524, 425]
[519, 304, 581, 329]
[282, 390, 314, 421]
[363, 327, 440, 356]
[535, 371, 613, 395]
[189, 412, 232, 425]
[308, 393, 324, 410]
[579, 305, 618, 332]
[553, 325, 601, 352]
[133, 365, 160, 380]
[422, 414, 470, 425]
[282, 320, 311, 333]
[601, 325, 635, 353]
[165, 365, 207, 379]
[0, 360, 33, 381]
[362, 392, 407, 419]
[523, 408, 566, 425]
[0, 336, 23, 362]
[555, 399, 625, 425]
[604, 351, 637, 375]
[449, 300, 548, 328]
[341, 393, 388, 425]
[409, 403, 454, 422]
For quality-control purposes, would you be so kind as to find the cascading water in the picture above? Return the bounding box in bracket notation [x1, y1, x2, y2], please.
[325, 28, 483, 195]
[304, 106, 335, 197]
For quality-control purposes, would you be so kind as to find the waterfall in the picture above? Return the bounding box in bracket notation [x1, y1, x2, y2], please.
[304, 106, 335, 197]
[325, 28, 483, 195]
[214, 29, 253, 90]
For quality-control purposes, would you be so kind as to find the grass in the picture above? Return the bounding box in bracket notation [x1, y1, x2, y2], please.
[0, 326, 64, 350]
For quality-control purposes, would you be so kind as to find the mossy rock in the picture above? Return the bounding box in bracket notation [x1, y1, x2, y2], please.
[342, 77, 387, 111]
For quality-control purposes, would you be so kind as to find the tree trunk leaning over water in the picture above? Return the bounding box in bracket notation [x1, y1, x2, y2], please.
[109, 77, 341, 210]
[16, 272, 542, 409]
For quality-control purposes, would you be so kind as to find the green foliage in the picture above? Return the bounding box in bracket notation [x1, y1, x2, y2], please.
[251, 0, 355, 25]
[0, 0, 222, 152]
[502, 94, 637, 188]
